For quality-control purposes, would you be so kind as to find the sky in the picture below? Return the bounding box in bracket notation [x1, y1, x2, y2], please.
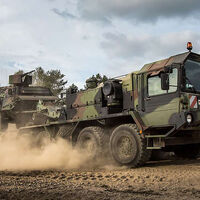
[0, 0, 200, 88]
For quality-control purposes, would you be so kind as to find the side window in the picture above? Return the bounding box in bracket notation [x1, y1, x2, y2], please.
[148, 68, 178, 96]
[168, 68, 178, 92]
[148, 76, 166, 96]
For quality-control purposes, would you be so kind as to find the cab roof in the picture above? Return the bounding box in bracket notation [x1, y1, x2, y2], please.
[138, 52, 200, 74]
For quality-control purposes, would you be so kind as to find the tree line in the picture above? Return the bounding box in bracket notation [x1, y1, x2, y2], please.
[15, 67, 108, 96]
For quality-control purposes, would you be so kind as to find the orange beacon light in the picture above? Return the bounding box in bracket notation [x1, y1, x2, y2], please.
[187, 42, 193, 52]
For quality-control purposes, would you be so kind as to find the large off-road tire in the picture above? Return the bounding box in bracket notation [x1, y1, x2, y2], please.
[174, 144, 200, 159]
[56, 125, 73, 141]
[109, 124, 151, 167]
[76, 126, 105, 159]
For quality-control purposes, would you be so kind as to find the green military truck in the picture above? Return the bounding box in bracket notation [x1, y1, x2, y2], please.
[0, 71, 58, 131]
[21, 44, 200, 166]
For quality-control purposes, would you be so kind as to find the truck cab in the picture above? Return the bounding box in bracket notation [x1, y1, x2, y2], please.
[135, 51, 200, 151]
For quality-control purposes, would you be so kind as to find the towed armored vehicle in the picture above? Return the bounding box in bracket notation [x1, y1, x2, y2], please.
[0, 71, 57, 131]
[0, 86, 9, 131]
[21, 43, 200, 166]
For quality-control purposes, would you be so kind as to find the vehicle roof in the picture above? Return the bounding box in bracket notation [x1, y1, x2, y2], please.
[136, 51, 200, 75]
[119, 52, 193, 80]
[138, 52, 192, 74]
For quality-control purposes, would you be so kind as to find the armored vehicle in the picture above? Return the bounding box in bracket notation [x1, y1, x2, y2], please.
[0, 86, 9, 131]
[21, 43, 200, 166]
[0, 71, 57, 131]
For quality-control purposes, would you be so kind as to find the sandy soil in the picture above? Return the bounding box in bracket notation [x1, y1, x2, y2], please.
[0, 159, 199, 200]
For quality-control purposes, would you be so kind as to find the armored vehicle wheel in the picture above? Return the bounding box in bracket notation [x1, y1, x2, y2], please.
[109, 124, 151, 167]
[56, 125, 73, 141]
[174, 144, 200, 159]
[76, 126, 105, 159]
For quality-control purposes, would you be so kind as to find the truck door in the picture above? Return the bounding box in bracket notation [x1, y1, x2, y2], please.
[142, 67, 179, 126]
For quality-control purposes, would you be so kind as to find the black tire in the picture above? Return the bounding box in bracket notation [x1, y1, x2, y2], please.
[56, 125, 73, 141]
[174, 144, 200, 159]
[76, 126, 105, 159]
[109, 124, 151, 167]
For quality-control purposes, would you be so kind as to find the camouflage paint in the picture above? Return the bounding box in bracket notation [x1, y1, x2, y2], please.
[141, 98, 180, 126]
[37, 100, 61, 119]
[63, 51, 200, 134]
[0, 71, 58, 129]
[121, 73, 133, 92]
[65, 88, 101, 121]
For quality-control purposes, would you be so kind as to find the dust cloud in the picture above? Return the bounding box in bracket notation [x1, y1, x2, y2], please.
[0, 128, 91, 171]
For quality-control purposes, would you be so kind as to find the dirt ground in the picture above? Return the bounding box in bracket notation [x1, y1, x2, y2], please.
[0, 125, 199, 199]
[0, 158, 199, 200]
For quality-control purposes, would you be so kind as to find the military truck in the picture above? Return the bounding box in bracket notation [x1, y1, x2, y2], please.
[21, 43, 200, 166]
[0, 70, 58, 131]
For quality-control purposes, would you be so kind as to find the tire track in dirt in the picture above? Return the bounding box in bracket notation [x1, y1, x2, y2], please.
[0, 159, 199, 200]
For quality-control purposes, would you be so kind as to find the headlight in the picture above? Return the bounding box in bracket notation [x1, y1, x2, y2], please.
[186, 114, 193, 124]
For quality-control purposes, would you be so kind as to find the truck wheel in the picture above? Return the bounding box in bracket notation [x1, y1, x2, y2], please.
[57, 125, 73, 141]
[76, 126, 105, 159]
[174, 144, 200, 159]
[109, 124, 151, 167]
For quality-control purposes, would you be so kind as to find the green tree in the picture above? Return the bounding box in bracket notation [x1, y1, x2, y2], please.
[66, 83, 79, 94]
[33, 67, 67, 96]
[13, 68, 67, 96]
[85, 73, 108, 89]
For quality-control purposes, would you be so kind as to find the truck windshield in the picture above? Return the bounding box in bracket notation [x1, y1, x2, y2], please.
[184, 59, 200, 93]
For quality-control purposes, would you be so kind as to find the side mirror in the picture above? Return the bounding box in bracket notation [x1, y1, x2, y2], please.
[160, 73, 169, 90]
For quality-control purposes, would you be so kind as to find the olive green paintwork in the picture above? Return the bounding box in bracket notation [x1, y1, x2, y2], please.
[66, 88, 100, 121]
[62, 51, 200, 134]
[37, 100, 61, 119]
[141, 98, 180, 126]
